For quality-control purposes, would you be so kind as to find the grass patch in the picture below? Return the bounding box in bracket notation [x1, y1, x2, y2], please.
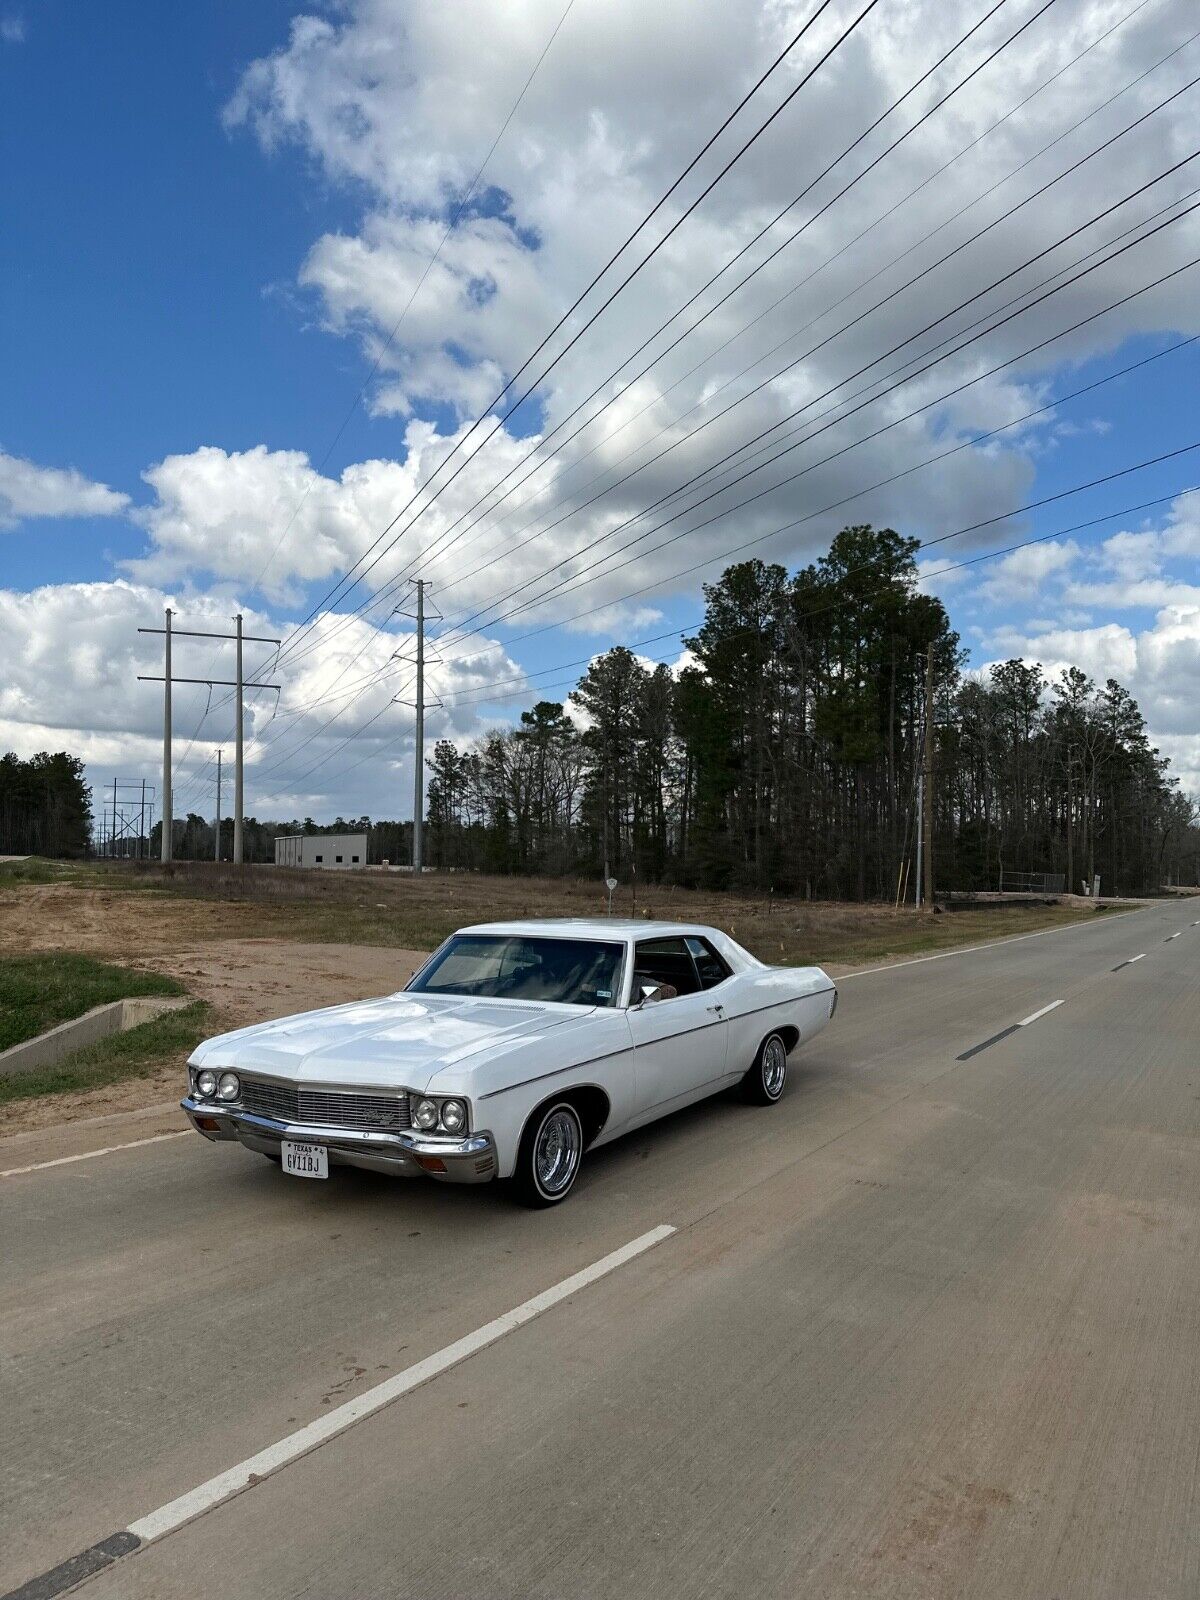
[0, 857, 135, 890]
[0, 953, 184, 1051]
[0, 1000, 210, 1106]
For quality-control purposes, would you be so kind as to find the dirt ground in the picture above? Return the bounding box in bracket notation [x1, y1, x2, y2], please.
[0, 890, 431, 1136]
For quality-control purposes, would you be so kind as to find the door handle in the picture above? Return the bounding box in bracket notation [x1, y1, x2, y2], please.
[707, 1003, 725, 1015]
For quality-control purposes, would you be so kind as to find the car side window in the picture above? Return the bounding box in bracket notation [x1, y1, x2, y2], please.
[633, 937, 701, 1000]
[685, 936, 732, 990]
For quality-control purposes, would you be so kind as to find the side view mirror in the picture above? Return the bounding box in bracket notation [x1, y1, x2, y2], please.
[632, 982, 662, 1009]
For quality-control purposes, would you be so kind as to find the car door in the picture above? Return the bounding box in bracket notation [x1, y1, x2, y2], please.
[627, 937, 728, 1121]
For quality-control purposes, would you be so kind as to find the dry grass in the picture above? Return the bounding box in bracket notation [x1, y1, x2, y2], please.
[68, 859, 1120, 971]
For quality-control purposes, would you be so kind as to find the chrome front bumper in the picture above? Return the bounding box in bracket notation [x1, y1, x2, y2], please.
[181, 1097, 498, 1183]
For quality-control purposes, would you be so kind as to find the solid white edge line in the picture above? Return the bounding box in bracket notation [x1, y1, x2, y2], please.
[127, 1223, 676, 1544]
[836, 906, 1142, 981]
[0, 1131, 189, 1179]
[1017, 998, 1064, 1027]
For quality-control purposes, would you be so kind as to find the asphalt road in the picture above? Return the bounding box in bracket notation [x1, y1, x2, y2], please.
[2, 900, 1198, 1599]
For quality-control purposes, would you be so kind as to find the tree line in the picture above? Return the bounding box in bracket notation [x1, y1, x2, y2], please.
[0, 751, 92, 858]
[424, 526, 1200, 897]
[24, 524, 1196, 895]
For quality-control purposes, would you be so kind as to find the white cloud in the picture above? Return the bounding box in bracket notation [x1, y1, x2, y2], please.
[0, 579, 523, 821]
[13, 0, 1200, 819]
[0, 13, 24, 44]
[976, 538, 1081, 602]
[0, 449, 129, 529]
[212, 0, 1200, 639]
[982, 599, 1200, 771]
[983, 618, 1139, 686]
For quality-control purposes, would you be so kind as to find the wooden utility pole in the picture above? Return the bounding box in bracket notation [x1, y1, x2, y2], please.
[921, 640, 935, 910]
[215, 749, 222, 862]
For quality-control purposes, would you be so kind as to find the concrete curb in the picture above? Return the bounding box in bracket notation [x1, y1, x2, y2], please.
[0, 997, 190, 1079]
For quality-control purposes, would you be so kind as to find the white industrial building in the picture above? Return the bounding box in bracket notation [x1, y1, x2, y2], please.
[274, 832, 368, 871]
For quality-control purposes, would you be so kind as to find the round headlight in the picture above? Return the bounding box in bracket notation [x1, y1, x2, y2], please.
[439, 1098, 466, 1133]
[413, 1097, 439, 1131]
[196, 1068, 218, 1100]
[217, 1071, 241, 1102]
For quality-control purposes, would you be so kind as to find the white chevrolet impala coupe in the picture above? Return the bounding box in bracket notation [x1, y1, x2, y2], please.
[183, 919, 837, 1206]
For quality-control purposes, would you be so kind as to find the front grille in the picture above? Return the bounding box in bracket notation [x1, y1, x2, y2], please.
[240, 1078, 411, 1132]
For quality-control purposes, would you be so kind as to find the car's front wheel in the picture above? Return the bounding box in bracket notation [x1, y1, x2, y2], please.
[512, 1100, 584, 1207]
[742, 1031, 788, 1104]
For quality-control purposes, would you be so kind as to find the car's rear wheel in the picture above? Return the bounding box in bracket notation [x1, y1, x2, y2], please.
[742, 1031, 788, 1104]
[512, 1100, 584, 1207]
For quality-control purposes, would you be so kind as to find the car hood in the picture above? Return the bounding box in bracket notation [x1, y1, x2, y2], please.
[190, 992, 598, 1091]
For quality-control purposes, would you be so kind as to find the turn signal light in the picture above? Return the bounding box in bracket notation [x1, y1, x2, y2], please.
[416, 1154, 447, 1173]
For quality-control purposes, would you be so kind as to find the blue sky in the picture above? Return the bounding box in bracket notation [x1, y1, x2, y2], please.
[2, 0, 1199, 821]
[2, 3, 365, 587]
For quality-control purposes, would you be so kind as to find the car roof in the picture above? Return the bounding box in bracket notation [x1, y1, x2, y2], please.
[456, 917, 720, 940]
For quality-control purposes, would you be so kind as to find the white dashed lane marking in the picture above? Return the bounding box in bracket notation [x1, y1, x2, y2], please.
[0, 1132, 189, 1180]
[1018, 999, 1064, 1027]
[127, 1224, 676, 1543]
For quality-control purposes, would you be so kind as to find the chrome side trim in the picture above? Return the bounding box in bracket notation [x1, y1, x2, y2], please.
[478, 989, 836, 1101]
[478, 1049, 633, 1101]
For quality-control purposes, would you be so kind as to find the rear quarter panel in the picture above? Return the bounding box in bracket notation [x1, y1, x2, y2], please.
[722, 965, 836, 1076]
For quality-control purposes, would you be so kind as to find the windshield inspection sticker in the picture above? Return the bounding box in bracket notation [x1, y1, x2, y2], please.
[597, 989, 612, 999]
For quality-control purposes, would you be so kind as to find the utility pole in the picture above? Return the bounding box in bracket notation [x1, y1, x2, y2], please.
[215, 749, 222, 863]
[138, 614, 279, 870]
[412, 579, 425, 875]
[110, 777, 118, 859]
[234, 614, 244, 865]
[161, 607, 173, 861]
[921, 640, 935, 910]
[139, 778, 146, 859]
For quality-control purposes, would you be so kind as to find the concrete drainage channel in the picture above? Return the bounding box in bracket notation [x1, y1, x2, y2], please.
[0, 997, 190, 1079]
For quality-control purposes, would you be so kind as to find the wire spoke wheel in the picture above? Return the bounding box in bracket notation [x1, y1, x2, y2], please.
[534, 1107, 581, 1197]
[762, 1035, 787, 1098]
[743, 1032, 789, 1105]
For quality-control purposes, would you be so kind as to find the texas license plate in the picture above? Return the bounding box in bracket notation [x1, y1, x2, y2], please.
[281, 1140, 328, 1179]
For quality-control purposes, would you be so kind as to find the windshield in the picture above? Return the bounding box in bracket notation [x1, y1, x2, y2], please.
[408, 935, 624, 1007]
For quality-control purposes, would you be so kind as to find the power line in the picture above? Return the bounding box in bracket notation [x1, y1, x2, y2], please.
[443, 101, 1200, 638]
[236, 285, 1200, 786]
[206, 18, 1200, 787]
[417, 3, 1188, 607]
[435, 167, 1200, 636]
[272, 0, 883, 665]
[358, 0, 1031, 605]
[253, 475, 1200, 798]
[203, 0, 1077, 743]
[277, 0, 1043, 671]
[169, 0, 583, 799]
[282, 7, 1190, 681]
[248, 412, 1200, 795]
